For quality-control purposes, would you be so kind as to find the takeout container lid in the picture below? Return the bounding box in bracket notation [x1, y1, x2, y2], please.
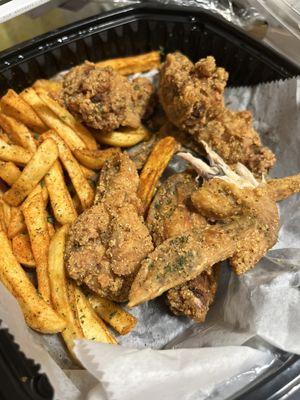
[0, 3, 300, 399]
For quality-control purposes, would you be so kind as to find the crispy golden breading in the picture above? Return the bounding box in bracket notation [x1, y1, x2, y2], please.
[65, 152, 153, 302]
[147, 172, 219, 322]
[159, 53, 276, 175]
[62, 62, 155, 132]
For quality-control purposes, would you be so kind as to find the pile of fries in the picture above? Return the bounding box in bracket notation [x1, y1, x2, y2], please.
[0, 51, 161, 359]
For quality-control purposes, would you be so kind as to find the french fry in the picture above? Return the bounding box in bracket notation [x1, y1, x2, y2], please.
[48, 226, 84, 354]
[95, 126, 151, 148]
[0, 198, 11, 233]
[22, 189, 51, 303]
[70, 281, 117, 344]
[0, 228, 66, 333]
[42, 131, 94, 209]
[96, 51, 161, 75]
[3, 138, 58, 206]
[20, 88, 86, 151]
[80, 164, 98, 182]
[7, 206, 26, 238]
[33, 79, 62, 99]
[0, 89, 47, 133]
[0, 112, 37, 153]
[45, 161, 77, 225]
[0, 138, 32, 165]
[0, 161, 21, 186]
[74, 147, 120, 170]
[36, 89, 97, 150]
[138, 136, 179, 213]
[88, 294, 137, 335]
[28, 183, 49, 206]
[12, 233, 35, 267]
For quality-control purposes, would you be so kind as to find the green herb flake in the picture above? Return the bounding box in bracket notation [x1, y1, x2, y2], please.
[109, 311, 117, 319]
[33, 133, 40, 140]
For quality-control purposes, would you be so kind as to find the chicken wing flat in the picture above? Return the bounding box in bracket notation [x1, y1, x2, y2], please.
[159, 53, 276, 175]
[62, 62, 155, 132]
[65, 152, 153, 302]
[147, 172, 219, 322]
[128, 144, 300, 307]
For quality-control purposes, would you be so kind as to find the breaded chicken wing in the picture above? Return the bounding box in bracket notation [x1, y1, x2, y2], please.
[65, 152, 153, 302]
[159, 53, 276, 175]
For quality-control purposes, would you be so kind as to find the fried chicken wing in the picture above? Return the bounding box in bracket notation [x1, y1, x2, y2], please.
[62, 62, 154, 132]
[159, 53, 276, 175]
[128, 143, 300, 307]
[65, 152, 153, 302]
[147, 172, 219, 322]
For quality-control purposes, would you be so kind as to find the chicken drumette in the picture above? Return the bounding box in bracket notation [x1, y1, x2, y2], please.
[65, 152, 153, 302]
[62, 61, 155, 132]
[128, 142, 300, 307]
[159, 53, 276, 175]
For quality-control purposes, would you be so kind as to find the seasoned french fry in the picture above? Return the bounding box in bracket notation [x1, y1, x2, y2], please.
[0, 198, 11, 233]
[0, 138, 32, 165]
[36, 89, 97, 150]
[3, 138, 58, 206]
[74, 147, 120, 170]
[89, 294, 137, 335]
[42, 131, 94, 209]
[33, 79, 62, 98]
[0, 228, 66, 333]
[48, 226, 84, 354]
[0, 161, 21, 186]
[27, 183, 49, 206]
[95, 126, 151, 148]
[138, 136, 179, 213]
[22, 189, 51, 303]
[0, 112, 37, 153]
[7, 206, 26, 238]
[96, 51, 161, 75]
[12, 233, 35, 267]
[20, 88, 86, 151]
[45, 161, 77, 225]
[0, 89, 47, 133]
[80, 164, 98, 182]
[0, 131, 10, 143]
[70, 282, 117, 344]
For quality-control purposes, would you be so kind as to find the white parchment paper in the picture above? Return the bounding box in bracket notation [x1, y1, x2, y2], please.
[1, 76, 300, 400]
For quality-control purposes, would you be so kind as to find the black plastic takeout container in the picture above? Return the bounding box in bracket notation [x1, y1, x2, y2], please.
[0, 3, 300, 400]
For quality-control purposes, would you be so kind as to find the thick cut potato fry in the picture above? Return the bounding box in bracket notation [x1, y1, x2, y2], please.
[0, 229, 65, 333]
[33, 79, 62, 99]
[74, 147, 120, 170]
[45, 161, 77, 225]
[36, 89, 97, 150]
[80, 164, 98, 182]
[96, 51, 161, 75]
[3, 138, 58, 206]
[22, 190, 51, 303]
[70, 282, 117, 344]
[12, 233, 35, 267]
[0, 112, 36, 153]
[95, 126, 151, 148]
[138, 136, 179, 213]
[20, 88, 86, 151]
[0, 138, 32, 165]
[89, 294, 137, 335]
[0, 198, 11, 233]
[42, 131, 94, 209]
[48, 226, 84, 355]
[0, 131, 10, 143]
[0, 161, 21, 186]
[0, 89, 47, 133]
[7, 206, 26, 238]
[27, 184, 49, 206]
